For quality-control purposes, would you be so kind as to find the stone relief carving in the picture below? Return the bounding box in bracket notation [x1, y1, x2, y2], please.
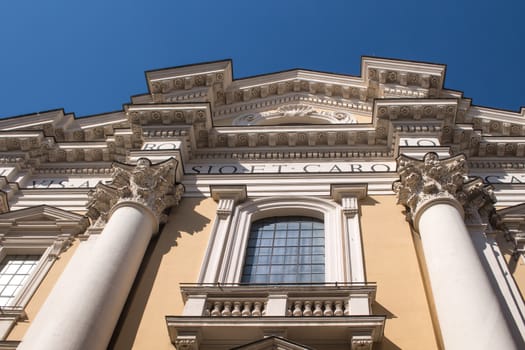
[394, 152, 496, 225]
[233, 104, 356, 125]
[86, 158, 183, 227]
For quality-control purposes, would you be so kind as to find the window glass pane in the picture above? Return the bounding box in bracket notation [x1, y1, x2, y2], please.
[274, 238, 286, 246]
[0, 255, 40, 307]
[241, 216, 324, 284]
[286, 247, 298, 256]
[287, 230, 299, 238]
[312, 255, 324, 264]
[271, 256, 285, 264]
[285, 255, 298, 264]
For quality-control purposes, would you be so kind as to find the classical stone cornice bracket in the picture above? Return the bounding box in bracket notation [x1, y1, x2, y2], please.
[210, 185, 247, 218]
[331, 184, 368, 217]
[393, 152, 497, 230]
[86, 157, 184, 227]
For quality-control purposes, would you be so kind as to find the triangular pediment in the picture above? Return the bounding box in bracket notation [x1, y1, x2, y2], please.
[231, 336, 315, 350]
[0, 205, 87, 228]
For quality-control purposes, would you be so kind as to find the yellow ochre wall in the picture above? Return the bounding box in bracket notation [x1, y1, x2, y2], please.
[360, 195, 439, 350]
[112, 197, 216, 350]
[112, 195, 438, 349]
[8, 195, 438, 349]
[7, 240, 81, 340]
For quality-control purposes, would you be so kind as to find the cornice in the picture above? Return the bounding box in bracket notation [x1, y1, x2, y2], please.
[146, 60, 231, 88]
[362, 57, 446, 77]
[468, 159, 525, 169]
[33, 164, 113, 175]
[231, 69, 363, 89]
[192, 148, 394, 161]
[0, 58, 524, 174]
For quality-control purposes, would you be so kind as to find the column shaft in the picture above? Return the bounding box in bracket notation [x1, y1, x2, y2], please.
[19, 203, 156, 350]
[418, 202, 517, 349]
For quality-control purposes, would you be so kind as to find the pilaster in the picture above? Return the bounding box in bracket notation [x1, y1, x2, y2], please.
[331, 184, 367, 283]
[198, 185, 246, 283]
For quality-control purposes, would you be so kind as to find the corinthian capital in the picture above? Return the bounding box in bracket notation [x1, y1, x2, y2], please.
[393, 152, 491, 224]
[87, 158, 183, 225]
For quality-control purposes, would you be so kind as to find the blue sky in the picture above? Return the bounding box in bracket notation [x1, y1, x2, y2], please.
[0, 0, 523, 118]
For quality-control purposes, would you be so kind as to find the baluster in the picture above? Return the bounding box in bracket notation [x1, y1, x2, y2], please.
[211, 301, 222, 317]
[293, 301, 303, 317]
[344, 299, 350, 316]
[203, 302, 211, 317]
[303, 301, 313, 316]
[253, 301, 262, 316]
[221, 301, 232, 316]
[334, 300, 344, 316]
[242, 301, 252, 317]
[286, 303, 293, 317]
[313, 301, 323, 316]
[232, 301, 242, 316]
[323, 300, 333, 316]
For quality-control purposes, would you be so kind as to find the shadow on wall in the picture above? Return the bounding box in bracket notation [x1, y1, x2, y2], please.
[376, 337, 403, 350]
[372, 302, 397, 320]
[371, 303, 402, 350]
[108, 198, 211, 349]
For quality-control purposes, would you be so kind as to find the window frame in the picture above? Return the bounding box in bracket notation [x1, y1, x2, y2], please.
[0, 249, 46, 309]
[214, 196, 348, 284]
[0, 205, 88, 339]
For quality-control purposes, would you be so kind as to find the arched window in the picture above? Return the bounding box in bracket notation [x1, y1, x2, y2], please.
[241, 216, 324, 284]
[198, 192, 368, 285]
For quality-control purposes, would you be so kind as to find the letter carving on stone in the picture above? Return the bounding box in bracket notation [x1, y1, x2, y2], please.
[393, 152, 496, 226]
[87, 158, 183, 226]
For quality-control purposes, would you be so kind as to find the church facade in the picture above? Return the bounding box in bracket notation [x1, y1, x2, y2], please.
[0, 57, 524, 349]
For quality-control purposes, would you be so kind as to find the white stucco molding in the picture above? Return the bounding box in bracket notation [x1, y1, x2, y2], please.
[331, 184, 368, 283]
[198, 185, 247, 283]
[208, 196, 353, 283]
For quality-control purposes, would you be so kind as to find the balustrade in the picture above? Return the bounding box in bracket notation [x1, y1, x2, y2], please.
[180, 284, 375, 318]
[204, 299, 266, 317]
[287, 299, 348, 317]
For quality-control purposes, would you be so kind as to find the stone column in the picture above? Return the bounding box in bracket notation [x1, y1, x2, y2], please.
[19, 158, 183, 350]
[394, 153, 518, 349]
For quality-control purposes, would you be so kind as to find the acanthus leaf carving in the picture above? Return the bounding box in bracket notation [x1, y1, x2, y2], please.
[87, 158, 184, 227]
[394, 152, 495, 226]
